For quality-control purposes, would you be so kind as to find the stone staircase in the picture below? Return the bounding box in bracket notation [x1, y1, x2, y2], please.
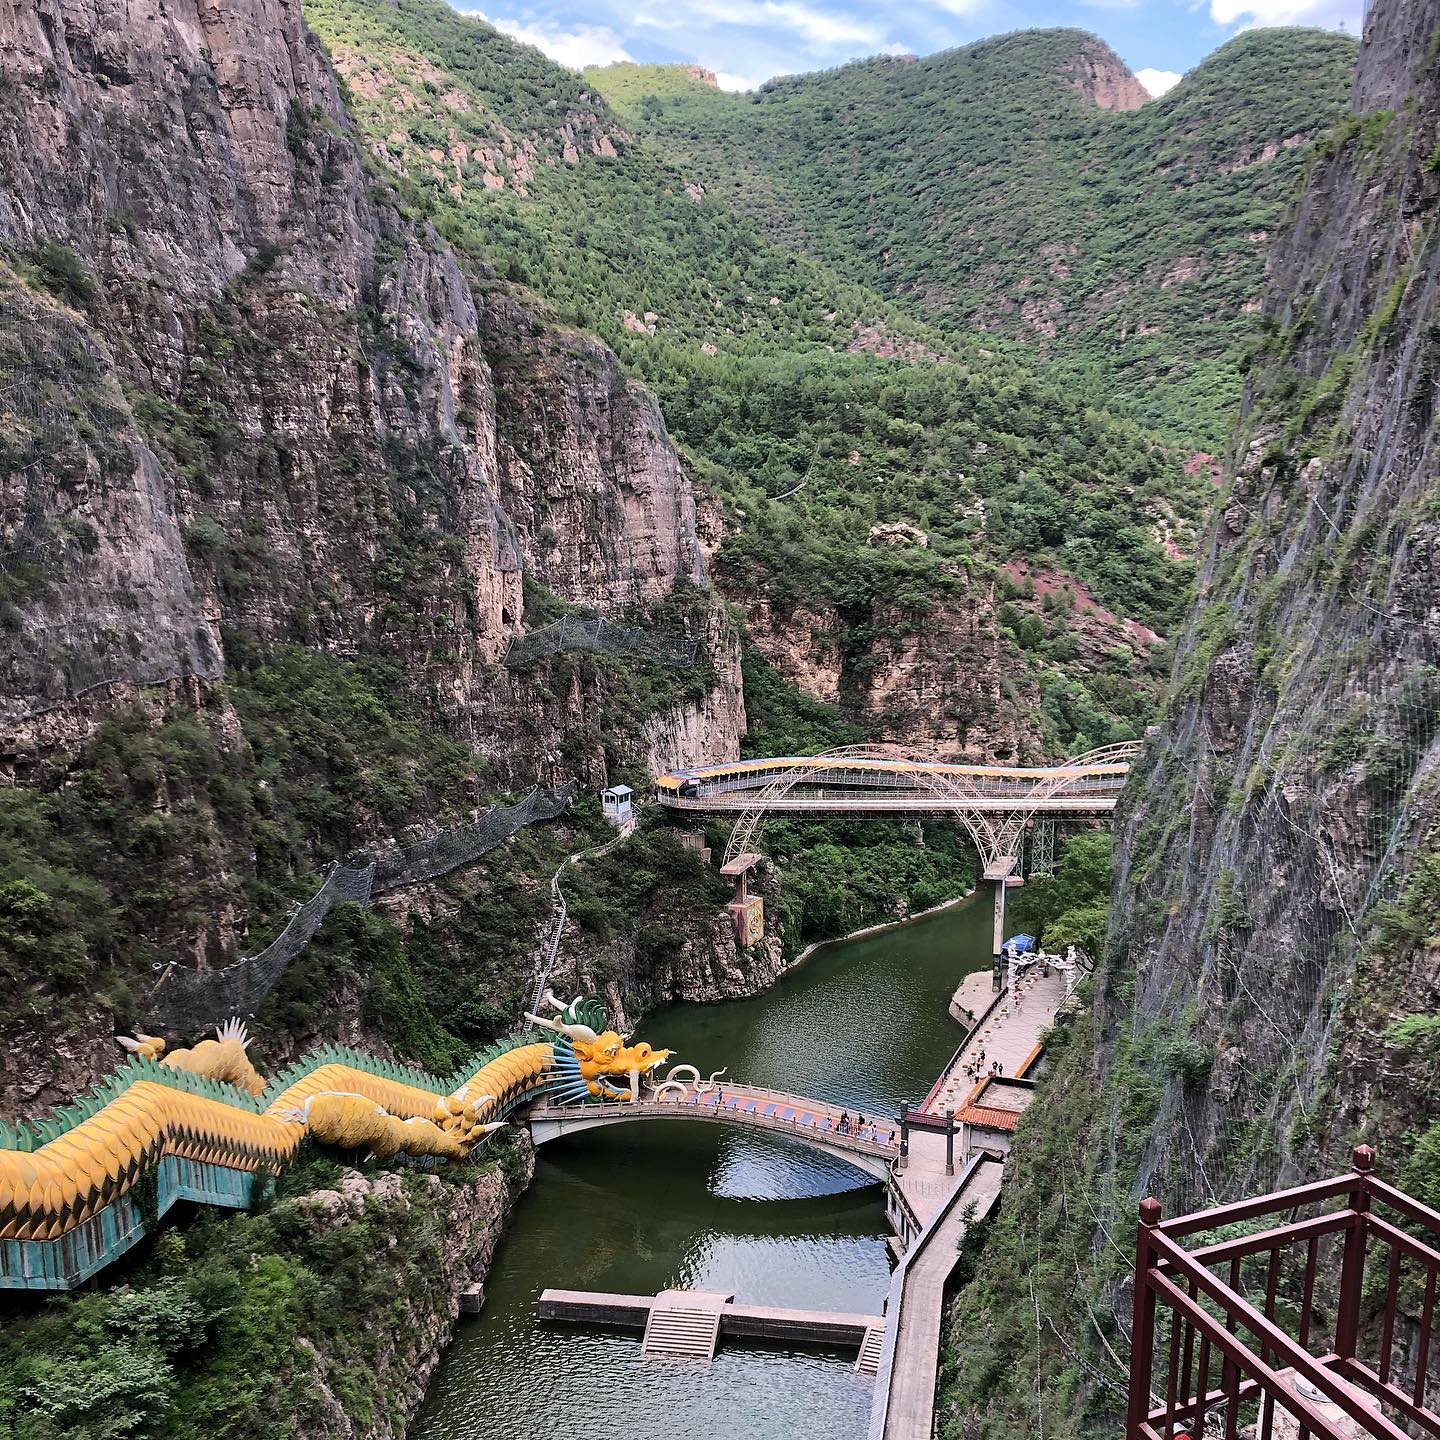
[855, 1321, 886, 1375]
[641, 1289, 731, 1360]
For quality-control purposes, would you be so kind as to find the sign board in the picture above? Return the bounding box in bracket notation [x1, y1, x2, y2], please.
[728, 897, 765, 947]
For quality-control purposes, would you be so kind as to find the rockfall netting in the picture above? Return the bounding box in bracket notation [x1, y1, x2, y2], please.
[504, 613, 698, 670]
[146, 784, 576, 1034]
[1115, 496, 1440, 1215]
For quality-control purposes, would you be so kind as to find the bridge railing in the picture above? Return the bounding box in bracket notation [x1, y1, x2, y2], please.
[532, 1090, 900, 1160]
[680, 768, 1130, 800]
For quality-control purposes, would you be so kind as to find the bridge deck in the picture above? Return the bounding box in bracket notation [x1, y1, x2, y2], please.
[529, 1083, 899, 1166]
[658, 792, 1122, 813]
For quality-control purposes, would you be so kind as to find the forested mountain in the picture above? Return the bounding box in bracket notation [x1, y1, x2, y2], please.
[590, 28, 1358, 447]
[303, 0, 1337, 758]
[0, 0, 1400, 1431]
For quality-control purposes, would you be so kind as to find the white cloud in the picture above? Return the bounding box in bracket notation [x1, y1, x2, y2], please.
[1136, 66, 1183, 95]
[1208, 0, 1359, 26]
[482, 14, 635, 70]
[634, 0, 886, 51]
[714, 69, 765, 90]
[922, 0, 985, 15]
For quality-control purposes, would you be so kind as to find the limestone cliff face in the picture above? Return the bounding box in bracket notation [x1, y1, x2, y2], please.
[1101, 0, 1440, 1209]
[0, 0, 734, 766]
[743, 588, 1045, 761]
[260, 1153, 532, 1440]
[1060, 35, 1150, 112]
[0, 0, 748, 1114]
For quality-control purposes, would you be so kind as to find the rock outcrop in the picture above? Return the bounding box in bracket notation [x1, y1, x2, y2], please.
[1061, 36, 1150, 111]
[743, 589, 1045, 760]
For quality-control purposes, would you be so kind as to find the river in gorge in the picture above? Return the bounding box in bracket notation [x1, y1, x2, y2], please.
[412, 891, 994, 1440]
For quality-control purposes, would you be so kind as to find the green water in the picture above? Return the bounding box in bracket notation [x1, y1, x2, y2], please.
[412, 892, 992, 1440]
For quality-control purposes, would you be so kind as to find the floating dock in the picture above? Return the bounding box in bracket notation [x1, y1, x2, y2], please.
[538, 1287, 884, 1364]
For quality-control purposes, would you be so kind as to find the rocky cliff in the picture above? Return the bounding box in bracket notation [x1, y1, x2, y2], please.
[942, 0, 1440, 1429]
[1103, 0, 1440, 1211]
[0, 0, 753, 1117]
[0, 0, 724, 757]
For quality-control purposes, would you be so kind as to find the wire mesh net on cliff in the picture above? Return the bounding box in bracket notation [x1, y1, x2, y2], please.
[146, 784, 576, 1035]
[1117, 476, 1440, 1216]
[504, 613, 698, 669]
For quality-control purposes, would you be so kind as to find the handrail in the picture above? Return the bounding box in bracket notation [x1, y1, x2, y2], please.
[1148, 1229, 1412, 1440]
[530, 1090, 900, 1160]
[1127, 1147, 1440, 1440]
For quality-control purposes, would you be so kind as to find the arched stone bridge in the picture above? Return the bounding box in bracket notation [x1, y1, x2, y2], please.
[525, 1084, 900, 1183]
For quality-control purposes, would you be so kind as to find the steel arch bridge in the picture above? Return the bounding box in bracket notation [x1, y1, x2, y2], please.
[655, 742, 1140, 876]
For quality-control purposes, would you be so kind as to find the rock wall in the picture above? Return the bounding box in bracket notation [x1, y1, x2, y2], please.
[289, 1153, 534, 1440]
[1101, 0, 1440, 1209]
[0, 0, 735, 759]
[943, 7, 1440, 1431]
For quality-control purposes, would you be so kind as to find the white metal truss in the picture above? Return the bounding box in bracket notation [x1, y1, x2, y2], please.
[717, 742, 1140, 873]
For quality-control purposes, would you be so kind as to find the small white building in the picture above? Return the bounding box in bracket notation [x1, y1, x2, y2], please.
[601, 785, 633, 827]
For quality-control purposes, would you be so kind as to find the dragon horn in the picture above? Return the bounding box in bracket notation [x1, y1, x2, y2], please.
[524, 1012, 599, 1043]
[116, 1035, 144, 1053]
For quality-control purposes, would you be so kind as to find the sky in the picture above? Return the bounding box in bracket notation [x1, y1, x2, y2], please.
[464, 0, 1362, 97]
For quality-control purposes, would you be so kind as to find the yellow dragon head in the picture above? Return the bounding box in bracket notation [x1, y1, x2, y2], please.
[524, 992, 671, 1101]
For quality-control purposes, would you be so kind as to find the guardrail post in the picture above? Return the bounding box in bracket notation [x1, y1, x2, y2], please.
[1335, 1144, 1376, 1361]
[1126, 1197, 1163, 1439]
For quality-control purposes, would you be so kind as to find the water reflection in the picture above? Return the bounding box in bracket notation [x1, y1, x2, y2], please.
[413, 892, 990, 1440]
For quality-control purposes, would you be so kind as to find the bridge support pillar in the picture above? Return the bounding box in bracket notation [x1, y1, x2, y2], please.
[985, 862, 1017, 989]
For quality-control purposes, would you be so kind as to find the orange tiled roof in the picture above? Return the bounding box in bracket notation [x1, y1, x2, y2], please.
[956, 1104, 1023, 1132]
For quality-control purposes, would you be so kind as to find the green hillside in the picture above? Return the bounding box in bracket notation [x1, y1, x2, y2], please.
[590, 28, 1358, 446]
[305, 0, 1213, 751]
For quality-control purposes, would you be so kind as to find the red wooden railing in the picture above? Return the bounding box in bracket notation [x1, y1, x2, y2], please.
[1126, 1146, 1440, 1440]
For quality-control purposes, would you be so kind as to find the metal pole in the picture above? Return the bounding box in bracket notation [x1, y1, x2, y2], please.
[898, 1104, 910, 1171]
[945, 1108, 955, 1176]
[1125, 1197, 1163, 1438]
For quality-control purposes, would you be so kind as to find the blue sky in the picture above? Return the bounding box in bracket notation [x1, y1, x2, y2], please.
[465, 0, 1360, 96]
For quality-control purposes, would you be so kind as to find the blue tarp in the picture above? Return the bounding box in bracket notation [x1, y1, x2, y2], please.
[1003, 934, 1037, 955]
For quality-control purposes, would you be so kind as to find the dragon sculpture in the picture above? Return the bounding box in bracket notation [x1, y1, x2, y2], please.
[117, 1017, 268, 1096]
[1, 994, 670, 1291]
[524, 991, 672, 1101]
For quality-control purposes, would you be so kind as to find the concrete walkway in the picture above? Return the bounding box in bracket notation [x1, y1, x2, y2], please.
[922, 963, 1068, 1115]
[539, 1287, 882, 1356]
[870, 1156, 1005, 1439]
